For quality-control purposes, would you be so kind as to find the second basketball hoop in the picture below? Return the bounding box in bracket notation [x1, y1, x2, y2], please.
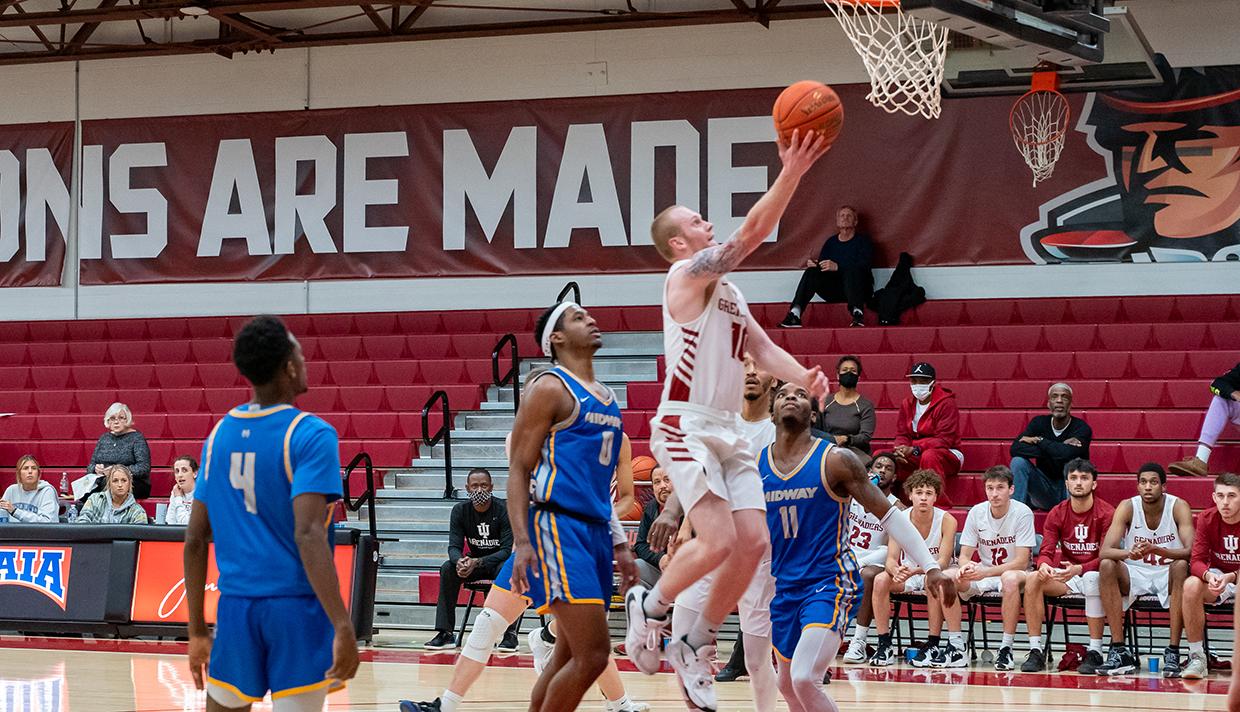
[1011, 70, 1071, 187]
[823, 0, 949, 120]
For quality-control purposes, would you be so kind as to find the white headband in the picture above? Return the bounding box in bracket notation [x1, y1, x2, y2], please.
[541, 301, 579, 358]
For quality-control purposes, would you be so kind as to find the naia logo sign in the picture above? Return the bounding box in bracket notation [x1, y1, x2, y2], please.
[0, 547, 73, 609]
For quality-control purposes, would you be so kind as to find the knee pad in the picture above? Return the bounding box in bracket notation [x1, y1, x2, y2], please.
[461, 607, 509, 663]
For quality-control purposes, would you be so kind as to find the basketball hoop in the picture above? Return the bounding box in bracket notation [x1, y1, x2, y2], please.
[823, 0, 949, 120]
[1011, 71, 1071, 186]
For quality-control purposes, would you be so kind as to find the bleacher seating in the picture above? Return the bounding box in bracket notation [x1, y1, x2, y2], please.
[0, 294, 1236, 528]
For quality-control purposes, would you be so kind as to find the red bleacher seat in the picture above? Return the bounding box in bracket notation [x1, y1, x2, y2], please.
[989, 325, 1041, 352]
[964, 300, 1017, 326]
[353, 313, 398, 335]
[33, 390, 73, 413]
[1086, 410, 1143, 441]
[199, 363, 242, 388]
[191, 340, 232, 363]
[965, 353, 1020, 380]
[961, 410, 1029, 440]
[782, 331, 833, 356]
[31, 364, 71, 391]
[944, 381, 994, 409]
[626, 382, 661, 410]
[149, 341, 191, 364]
[319, 338, 362, 361]
[856, 354, 910, 381]
[37, 415, 81, 439]
[1097, 323, 1152, 352]
[882, 327, 936, 354]
[72, 365, 114, 389]
[450, 334, 498, 359]
[304, 362, 329, 387]
[1075, 351, 1133, 380]
[204, 388, 249, 413]
[1107, 380, 1164, 409]
[1131, 351, 1188, 379]
[1018, 353, 1067, 381]
[296, 388, 339, 412]
[154, 364, 197, 389]
[134, 414, 168, 438]
[991, 381, 1051, 409]
[1121, 296, 1177, 324]
[374, 361, 419, 386]
[310, 314, 354, 337]
[1189, 351, 1237, 379]
[419, 361, 465, 387]
[621, 309, 663, 332]
[1151, 323, 1207, 351]
[320, 413, 351, 437]
[1067, 300, 1120, 324]
[1039, 323, 1093, 352]
[0, 367, 28, 390]
[1208, 323, 1240, 350]
[907, 301, 963, 327]
[106, 341, 151, 365]
[465, 360, 497, 385]
[0, 343, 27, 366]
[835, 330, 885, 355]
[1165, 380, 1211, 409]
[328, 362, 375, 387]
[1014, 298, 1068, 326]
[352, 413, 398, 439]
[588, 308, 624, 332]
[1142, 411, 1202, 442]
[1176, 295, 1233, 323]
[149, 471, 175, 497]
[407, 335, 453, 359]
[359, 440, 413, 467]
[147, 440, 173, 464]
[487, 311, 532, 334]
[363, 336, 409, 361]
[397, 313, 443, 334]
[622, 411, 651, 439]
[3, 415, 37, 439]
[339, 387, 386, 411]
[936, 326, 988, 353]
[28, 321, 67, 342]
[147, 319, 189, 340]
[114, 365, 155, 390]
[167, 414, 213, 439]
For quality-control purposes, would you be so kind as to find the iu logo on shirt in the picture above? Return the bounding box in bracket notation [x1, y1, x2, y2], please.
[1224, 535, 1239, 553]
[478, 523, 491, 539]
[1074, 523, 1089, 542]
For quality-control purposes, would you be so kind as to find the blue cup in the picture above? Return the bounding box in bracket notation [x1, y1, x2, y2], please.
[905, 647, 919, 662]
[1148, 656, 1160, 673]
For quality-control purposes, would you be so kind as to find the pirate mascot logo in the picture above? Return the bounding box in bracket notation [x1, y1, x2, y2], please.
[1022, 56, 1240, 264]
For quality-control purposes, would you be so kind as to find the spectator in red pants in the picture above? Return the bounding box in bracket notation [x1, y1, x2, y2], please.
[892, 362, 963, 502]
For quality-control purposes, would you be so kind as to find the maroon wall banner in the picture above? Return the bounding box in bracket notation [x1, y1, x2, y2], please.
[0, 122, 72, 287]
[74, 59, 1240, 285]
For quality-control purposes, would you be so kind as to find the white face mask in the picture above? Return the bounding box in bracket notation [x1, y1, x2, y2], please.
[911, 382, 934, 401]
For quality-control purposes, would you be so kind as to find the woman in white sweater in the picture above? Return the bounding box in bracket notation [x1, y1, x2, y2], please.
[0, 455, 60, 523]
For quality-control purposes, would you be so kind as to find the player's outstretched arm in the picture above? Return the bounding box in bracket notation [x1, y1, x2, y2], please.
[829, 448, 955, 600]
[506, 376, 567, 595]
[183, 500, 213, 690]
[746, 315, 829, 402]
[678, 130, 829, 285]
[293, 493, 359, 683]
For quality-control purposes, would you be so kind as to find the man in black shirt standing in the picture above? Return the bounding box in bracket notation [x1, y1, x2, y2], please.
[780, 205, 874, 328]
[425, 468, 519, 651]
[1009, 383, 1092, 511]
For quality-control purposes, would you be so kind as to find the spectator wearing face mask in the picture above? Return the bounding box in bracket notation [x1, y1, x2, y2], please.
[424, 467, 518, 651]
[818, 355, 876, 460]
[892, 362, 963, 498]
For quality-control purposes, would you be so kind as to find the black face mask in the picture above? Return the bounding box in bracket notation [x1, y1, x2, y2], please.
[838, 372, 860, 389]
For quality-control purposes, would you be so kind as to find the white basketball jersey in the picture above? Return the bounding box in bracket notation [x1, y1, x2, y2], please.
[737, 416, 776, 452]
[1123, 494, 1183, 572]
[660, 260, 753, 414]
[900, 507, 947, 567]
[848, 493, 900, 555]
[961, 500, 1036, 568]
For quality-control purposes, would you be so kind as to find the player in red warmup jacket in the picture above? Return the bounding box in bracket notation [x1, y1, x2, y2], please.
[1182, 472, 1240, 679]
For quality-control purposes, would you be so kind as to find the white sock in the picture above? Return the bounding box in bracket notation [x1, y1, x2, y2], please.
[686, 616, 720, 650]
[606, 695, 632, 711]
[643, 584, 672, 619]
[440, 690, 463, 712]
[1001, 634, 1014, 649]
[1197, 444, 1212, 462]
[1089, 638, 1103, 653]
[948, 632, 965, 651]
[790, 305, 802, 317]
[1188, 641, 1205, 656]
[1028, 636, 1042, 651]
[852, 625, 870, 643]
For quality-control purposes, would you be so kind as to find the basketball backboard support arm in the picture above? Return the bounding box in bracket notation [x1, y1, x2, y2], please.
[902, 0, 1106, 65]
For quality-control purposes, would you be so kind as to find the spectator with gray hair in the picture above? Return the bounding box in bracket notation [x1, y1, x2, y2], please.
[1009, 382, 1092, 511]
[81, 402, 152, 504]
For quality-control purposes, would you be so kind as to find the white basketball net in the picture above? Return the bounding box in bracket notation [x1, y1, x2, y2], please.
[1010, 89, 1071, 186]
[824, 0, 949, 120]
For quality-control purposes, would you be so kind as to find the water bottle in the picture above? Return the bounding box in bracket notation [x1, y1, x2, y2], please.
[59, 472, 69, 496]
[65, 504, 78, 524]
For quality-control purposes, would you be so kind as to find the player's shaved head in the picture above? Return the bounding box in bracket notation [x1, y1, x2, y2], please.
[651, 205, 686, 261]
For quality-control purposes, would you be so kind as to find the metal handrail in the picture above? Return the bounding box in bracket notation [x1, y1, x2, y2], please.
[421, 390, 455, 499]
[341, 451, 378, 540]
[556, 281, 581, 304]
[492, 332, 521, 412]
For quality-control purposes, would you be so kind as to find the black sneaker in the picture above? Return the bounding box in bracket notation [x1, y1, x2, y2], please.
[496, 630, 519, 653]
[1077, 649, 1104, 675]
[994, 646, 1015, 671]
[1096, 645, 1138, 676]
[780, 312, 802, 328]
[1020, 648, 1046, 672]
[869, 641, 896, 667]
[714, 665, 746, 682]
[850, 308, 865, 327]
[911, 643, 937, 668]
[422, 631, 457, 650]
[399, 699, 438, 712]
[931, 645, 969, 668]
[1162, 646, 1182, 678]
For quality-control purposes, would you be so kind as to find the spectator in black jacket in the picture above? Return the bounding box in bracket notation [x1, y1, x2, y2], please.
[1170, 360, 1240, 477]
[633, 466, 676, 587]
[780, 206, 875, 328]
[79, 402, 152, 504]
[1009, 383, 1092, 511]
[424, 468, 518, 650]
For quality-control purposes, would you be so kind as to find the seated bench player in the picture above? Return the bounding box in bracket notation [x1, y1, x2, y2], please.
[842, 452, 904, 663]
[1181, 472, 1240, 679]
[949, 465, 1036, 671]
[1096, 463, 1194, 677]
[869, 469, 964, 667]
[1018, 458, 1116, 673]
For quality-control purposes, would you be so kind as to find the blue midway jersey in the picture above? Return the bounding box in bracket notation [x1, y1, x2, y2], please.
[197, 403, 342, 598]
[760, 437, 861, 586]
[531, 367, 623, 524]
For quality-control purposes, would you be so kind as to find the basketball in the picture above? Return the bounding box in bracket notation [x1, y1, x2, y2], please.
[772, 80, 843, 147]
[631, 454, 658, 483]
